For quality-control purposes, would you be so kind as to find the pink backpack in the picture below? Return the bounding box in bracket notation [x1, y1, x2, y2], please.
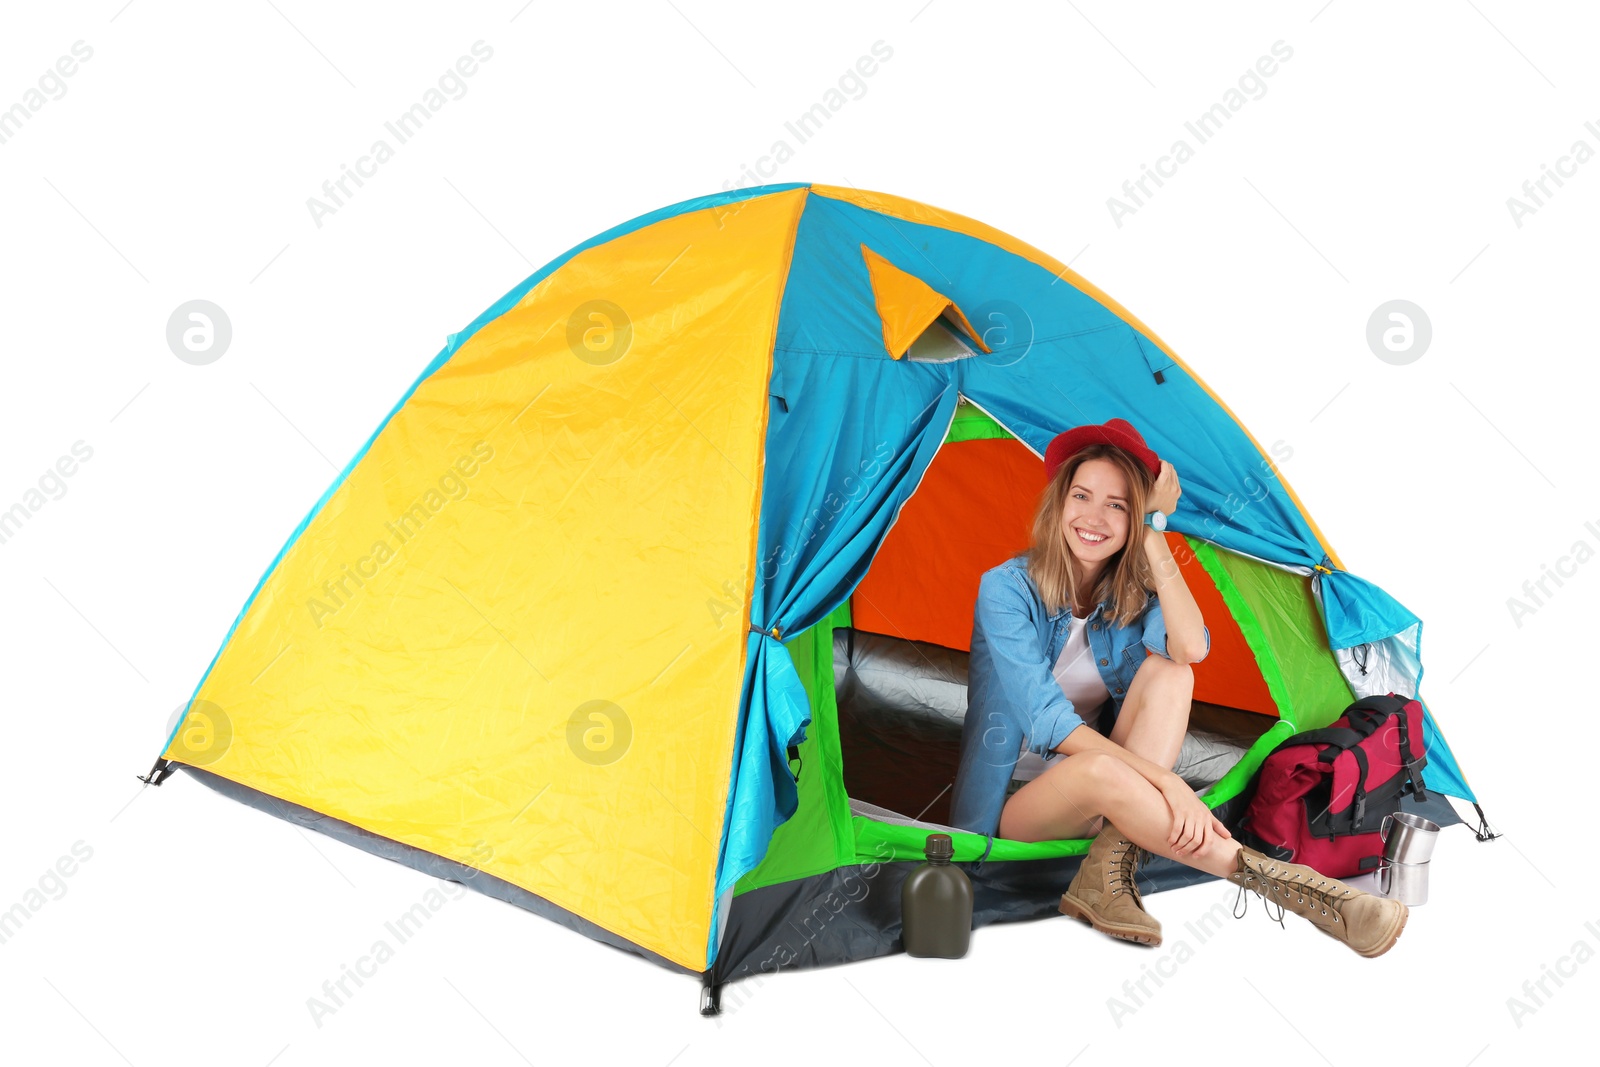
[1237, 694, 1429, 878]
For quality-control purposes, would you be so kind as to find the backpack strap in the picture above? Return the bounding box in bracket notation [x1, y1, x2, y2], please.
[1267, 726, 1366, 761]
[1268, 727, 1343, 757]
[1346, 744, 1370, 831]
[1393, 700, 1428, 801]
[1276, 694, 1408, 762]
[1349, 694, 1409, 713]
[1344, 694, 1408, 733]
[1269, 694, 1411, 759]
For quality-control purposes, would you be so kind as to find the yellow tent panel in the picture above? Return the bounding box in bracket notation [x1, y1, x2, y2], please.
[167, 187, 807, 970]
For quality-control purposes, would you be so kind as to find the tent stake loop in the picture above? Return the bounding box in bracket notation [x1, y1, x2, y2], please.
[137, 757, 176, 787]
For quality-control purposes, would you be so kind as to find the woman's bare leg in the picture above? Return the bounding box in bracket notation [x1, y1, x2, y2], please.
[1107, 653, 1194, 770]
[1000, 750, 1241, 877]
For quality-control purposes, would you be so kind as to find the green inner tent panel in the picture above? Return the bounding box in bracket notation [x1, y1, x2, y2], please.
[734, 599, 856, 895]
[1181, 540, 1355, 807]
[1215, 547, 1353, 729]
[1188, 538, 1353, 731]
[945, 396, 1012, 443]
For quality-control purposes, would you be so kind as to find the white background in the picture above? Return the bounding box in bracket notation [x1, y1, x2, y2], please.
[1, 1, 1594, 1063]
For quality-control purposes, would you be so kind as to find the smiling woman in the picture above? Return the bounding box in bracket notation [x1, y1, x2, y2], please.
[949, 417, 1410, 957]
[960, 419, 1213, 857]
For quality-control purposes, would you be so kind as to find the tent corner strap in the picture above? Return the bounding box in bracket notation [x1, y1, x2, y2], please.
[136, 756, 176, 788]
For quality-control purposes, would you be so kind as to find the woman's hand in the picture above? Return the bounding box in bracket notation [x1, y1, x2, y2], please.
[1158, 774, 1231, 857]
[1148, 460, 1181, 517]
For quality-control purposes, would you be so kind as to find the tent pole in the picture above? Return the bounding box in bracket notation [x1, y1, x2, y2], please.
[699, 971, 723, 1016]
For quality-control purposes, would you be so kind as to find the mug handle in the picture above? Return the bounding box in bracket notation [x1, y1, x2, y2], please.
[1379, 813, 1394, 842]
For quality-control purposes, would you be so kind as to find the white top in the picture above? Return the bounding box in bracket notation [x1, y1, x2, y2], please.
[1011, 611, 1111, 782]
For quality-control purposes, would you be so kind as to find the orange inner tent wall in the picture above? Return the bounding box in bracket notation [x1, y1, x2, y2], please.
[848, 435, 1279, 717]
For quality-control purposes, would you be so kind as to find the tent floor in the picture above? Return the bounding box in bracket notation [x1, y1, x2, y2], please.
[709, 786, 1463, 993]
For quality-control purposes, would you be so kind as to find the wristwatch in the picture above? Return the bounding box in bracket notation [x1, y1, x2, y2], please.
[1144, 510, 1167, 532]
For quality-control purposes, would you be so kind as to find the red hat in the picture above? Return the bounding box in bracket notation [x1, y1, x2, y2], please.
[1043, 418, 1161, 483]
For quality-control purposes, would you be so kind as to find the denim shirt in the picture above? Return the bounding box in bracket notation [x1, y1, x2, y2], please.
[948, 553, 1211, 837]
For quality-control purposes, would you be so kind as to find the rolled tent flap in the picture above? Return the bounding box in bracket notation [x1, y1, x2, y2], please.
[1314, 566, 1422, 650]
[710, 355, 963, 927]
[718, 630, 811, 902]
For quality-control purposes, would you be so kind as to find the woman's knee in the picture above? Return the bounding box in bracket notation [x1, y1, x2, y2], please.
[1138, 653, 1195, 690]
[1068, 750, 1136, 795]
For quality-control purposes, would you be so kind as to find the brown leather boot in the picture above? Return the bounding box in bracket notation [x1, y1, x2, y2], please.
[1229, 845, 1408, 958]
[1058, 823, 1161, 946]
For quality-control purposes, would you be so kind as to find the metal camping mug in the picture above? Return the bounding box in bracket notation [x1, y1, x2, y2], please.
[1377, 858, 1429, 905]
[1380, 811, 1441, 864]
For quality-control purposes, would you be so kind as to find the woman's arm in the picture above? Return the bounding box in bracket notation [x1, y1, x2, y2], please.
[1140, 461, 1206, 665]
[1143, 527, 1207, 664]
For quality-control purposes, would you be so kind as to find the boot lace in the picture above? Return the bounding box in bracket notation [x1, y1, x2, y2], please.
[1108, 839, 1146, 900]
[1232, 858, 1354, 929]
[1232, 880, 1286, 927]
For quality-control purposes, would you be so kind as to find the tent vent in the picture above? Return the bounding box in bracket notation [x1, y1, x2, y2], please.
[904, 318, 981, 363]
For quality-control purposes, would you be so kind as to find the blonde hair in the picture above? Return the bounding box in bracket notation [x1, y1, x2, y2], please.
[1025, 443, 1156, 629]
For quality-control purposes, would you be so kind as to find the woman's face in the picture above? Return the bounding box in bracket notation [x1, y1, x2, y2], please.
[1059, 458, 1133, 569]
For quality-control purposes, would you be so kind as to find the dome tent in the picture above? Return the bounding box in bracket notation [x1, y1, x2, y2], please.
[143, 182, 1487, 1012]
